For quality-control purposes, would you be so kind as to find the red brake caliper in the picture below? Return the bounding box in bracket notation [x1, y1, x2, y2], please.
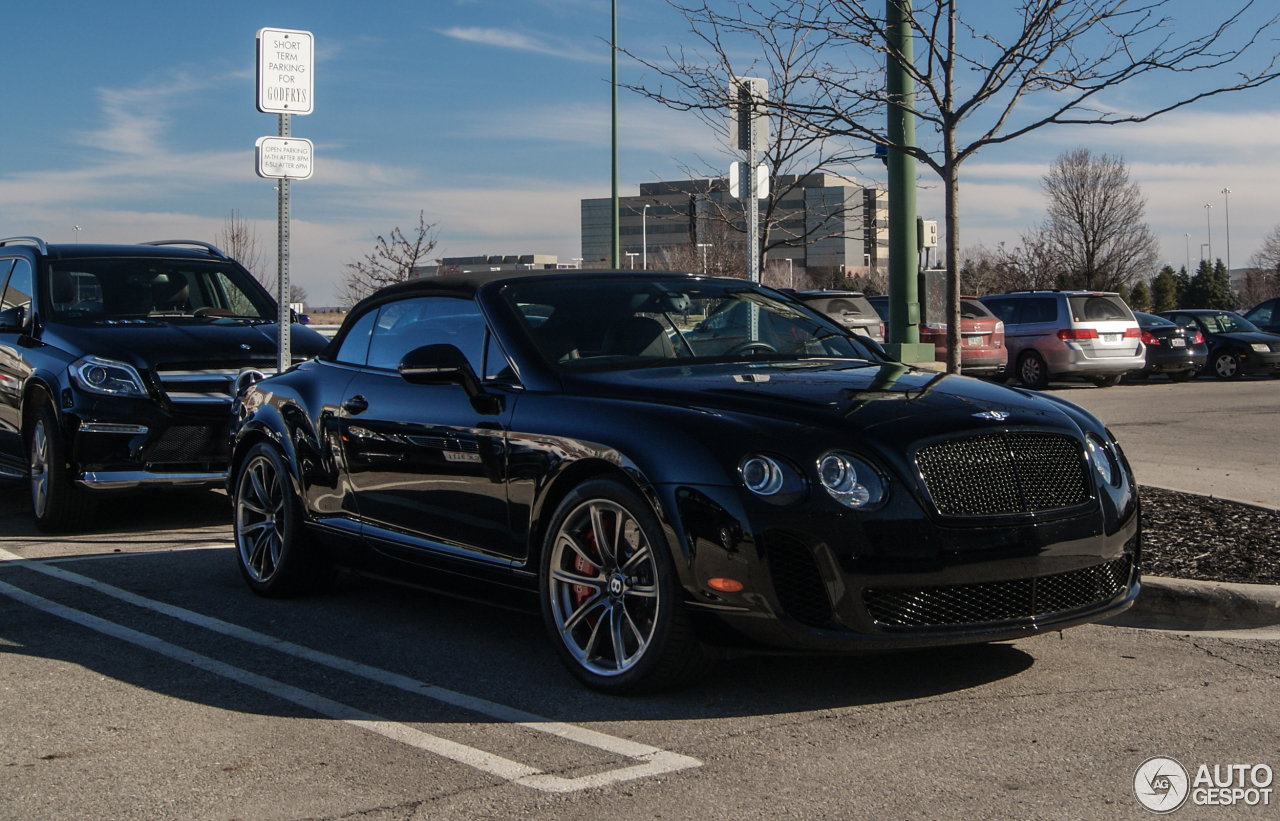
[573, 527, 602, 626]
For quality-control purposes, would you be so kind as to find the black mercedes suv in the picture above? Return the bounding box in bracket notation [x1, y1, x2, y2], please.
[0, 237, 329, 530]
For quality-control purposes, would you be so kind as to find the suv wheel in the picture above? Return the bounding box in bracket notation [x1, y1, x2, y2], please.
[1017, 351, 1050, 390]
[1211, 351, 1241, 380]
[28, 402, 96, 532]
[540, 478, 713, 694]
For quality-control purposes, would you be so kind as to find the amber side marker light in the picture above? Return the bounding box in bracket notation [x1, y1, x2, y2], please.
[707, 578, 744, 593]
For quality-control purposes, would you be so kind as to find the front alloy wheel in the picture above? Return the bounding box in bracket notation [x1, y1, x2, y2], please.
[28, 402, 94, 531]
[549, 499, 660, 676]
[234, 442, 326, 596]
[541, 479, 711, 693]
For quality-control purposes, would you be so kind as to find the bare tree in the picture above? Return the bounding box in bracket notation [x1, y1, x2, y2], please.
[636, 0, 1279, 371]
[215, 209, 268, 289]
[338, 211, 441, 307]
[1039, 149, 1159, 292]
[623, 8, 870, 277]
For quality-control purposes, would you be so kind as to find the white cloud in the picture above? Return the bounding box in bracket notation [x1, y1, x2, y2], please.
[437, 26, 606, 63]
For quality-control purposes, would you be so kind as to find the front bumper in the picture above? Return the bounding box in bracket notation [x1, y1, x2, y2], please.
[1238, 351, 1280, 374]
[666, 477, 1140, 653]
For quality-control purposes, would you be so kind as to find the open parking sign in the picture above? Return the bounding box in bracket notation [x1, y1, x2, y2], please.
[257, 28, 313, 115]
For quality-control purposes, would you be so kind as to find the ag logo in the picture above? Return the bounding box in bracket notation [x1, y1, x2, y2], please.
[1134, 756, 1190, 813]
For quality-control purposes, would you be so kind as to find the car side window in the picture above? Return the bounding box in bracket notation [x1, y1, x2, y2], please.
[2, 259, 34, 314]
[1022, 297, 1059, 324]
[333, 308, 378, 366]
[483, 330, 519, 384]
[1171, 314, 1198, 329]
[365, 296, 485, 374]
[0, 260, 13, 297]
[983, 298, 1020, 326]
[1246, 302, 1273, 327]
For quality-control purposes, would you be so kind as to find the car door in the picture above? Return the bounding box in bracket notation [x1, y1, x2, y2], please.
[339, 295, 517, 567]
[1009, 296, 1059, 363]
[0, 258, 32, 469]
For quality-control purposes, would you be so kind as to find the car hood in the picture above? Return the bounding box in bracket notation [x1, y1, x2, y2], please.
[1212, 331, 1280, 346]
[563, 360, 1087, 444]
[42, 320, 330, 371]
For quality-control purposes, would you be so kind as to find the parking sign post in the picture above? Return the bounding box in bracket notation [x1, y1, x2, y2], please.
[256, 27, 314, 374]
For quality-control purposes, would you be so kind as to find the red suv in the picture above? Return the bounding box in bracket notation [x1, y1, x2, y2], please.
[867, 295, 1008, 375]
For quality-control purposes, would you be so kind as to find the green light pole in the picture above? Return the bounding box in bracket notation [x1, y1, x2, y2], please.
[884, 0, 933, 364]
[610, 0, 620, 269]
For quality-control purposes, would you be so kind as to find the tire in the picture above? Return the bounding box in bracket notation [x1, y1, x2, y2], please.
[233, 442, 329, 597]
[1017, 351, 1050, 391]
[1168, 369, 1196, 383]
[1211, 350, 1242, 380]
[1089, 375, 1122, 388]
[540, 477, 713, 694]
[27, 402, 96, 532]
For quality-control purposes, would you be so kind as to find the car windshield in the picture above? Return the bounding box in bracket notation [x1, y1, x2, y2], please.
[1136, 312, 1175, 328]
[44, 258, 273, 322]
[1200, 312, 1259, 334]
[502, 277, 880, 372]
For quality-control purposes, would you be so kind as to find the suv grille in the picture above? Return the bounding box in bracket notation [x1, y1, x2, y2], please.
[765, 531, 833, 627]
[863, 556, 1131, 629]
[916, 433, 1089, 517]
[148, 424, 230, 464]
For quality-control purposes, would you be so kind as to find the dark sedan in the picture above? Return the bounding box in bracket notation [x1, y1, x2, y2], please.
[1127, 312, 1207, 382]
[1157, 309, 1280, 379]
[230, 271, 1140, 693]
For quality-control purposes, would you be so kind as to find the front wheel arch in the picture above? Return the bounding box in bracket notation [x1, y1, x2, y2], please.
[527, 459, 648, 572]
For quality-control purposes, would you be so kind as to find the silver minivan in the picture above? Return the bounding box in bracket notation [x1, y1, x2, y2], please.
[978, 290, 1144, 389]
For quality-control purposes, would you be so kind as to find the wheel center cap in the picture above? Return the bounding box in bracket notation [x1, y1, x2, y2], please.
[608, 575, 625, 597]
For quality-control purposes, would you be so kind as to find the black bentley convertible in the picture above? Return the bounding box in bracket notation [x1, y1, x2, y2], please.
[229, 271, 1140, 692]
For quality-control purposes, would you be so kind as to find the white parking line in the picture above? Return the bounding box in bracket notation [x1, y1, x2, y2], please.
[0, 547, 701, 792]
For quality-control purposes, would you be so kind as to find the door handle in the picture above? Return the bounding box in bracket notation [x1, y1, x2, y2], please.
[342, 395, 369, 415]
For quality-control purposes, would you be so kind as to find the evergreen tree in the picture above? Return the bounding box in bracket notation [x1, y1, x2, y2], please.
[1186, 260, 1232, 309]
[1174, 265, 1192, 308]
[1128, 280, 1151, 313]
[1213, 259, 1235, 309]
[1150, 265, 1178, 312]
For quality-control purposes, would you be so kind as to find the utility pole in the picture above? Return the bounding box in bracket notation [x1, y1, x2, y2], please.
[277, 112, 292, 372]
[1204, 203, 1213, 265]
[884, 0, 933, 366]
[610, 0, 620, 269]
[1222, 188, 1232, 278]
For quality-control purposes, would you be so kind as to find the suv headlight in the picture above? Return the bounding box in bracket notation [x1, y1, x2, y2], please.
[1085, 433, 1119, 488]
[817, 452, 886, 509]
[68, 356, 148, 398]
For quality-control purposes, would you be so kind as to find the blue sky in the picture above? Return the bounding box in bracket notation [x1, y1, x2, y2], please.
[2, 0, 1278, 304]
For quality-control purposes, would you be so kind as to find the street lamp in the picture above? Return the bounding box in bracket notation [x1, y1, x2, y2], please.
[73, 225, 81, 243]
[1204, 203, 1213, 263]
[625, 252, 638, 269]
[642, 204, 650, 270]
[1200, 243, 1209, 264]
[1222, 188, 1232, 278]
[696, 243, 712, 275]
[1183, 233, 1190, 273]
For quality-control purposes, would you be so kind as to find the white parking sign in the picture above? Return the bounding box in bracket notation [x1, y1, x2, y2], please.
[257, 28, 313, 115]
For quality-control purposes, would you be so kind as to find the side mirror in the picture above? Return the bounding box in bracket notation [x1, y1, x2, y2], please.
[0, 305, 25, 333]
[399, 345, 504, 415]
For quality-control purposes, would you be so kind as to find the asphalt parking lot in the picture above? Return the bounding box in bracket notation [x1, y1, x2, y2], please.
[1, 377, 1277, 820]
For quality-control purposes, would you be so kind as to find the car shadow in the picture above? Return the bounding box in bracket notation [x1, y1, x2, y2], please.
[0, 484, 231, 545]
[0, 546, 1036, 725]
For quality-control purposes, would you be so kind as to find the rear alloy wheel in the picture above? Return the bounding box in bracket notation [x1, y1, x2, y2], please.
[1211, 351, 1241, 380]
[1018, 351, 1050, 390]
[28, 402, 95, 532]
[234, 442, 328, 597]
[541, 478, 711, 693]
[1090, 375, 1122, 388]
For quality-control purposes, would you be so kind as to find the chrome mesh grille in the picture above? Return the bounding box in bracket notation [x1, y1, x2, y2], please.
[916, 432, 1089, 516]
[862, 556, 1132, 629]
[765, 531, 833, 627]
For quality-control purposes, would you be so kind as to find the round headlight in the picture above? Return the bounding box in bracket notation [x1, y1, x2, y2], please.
[86, 366, 108, 386]
[817, 452, 885, 509]
[740, 455, 785, 496]
[1085, 435, 1115, 486]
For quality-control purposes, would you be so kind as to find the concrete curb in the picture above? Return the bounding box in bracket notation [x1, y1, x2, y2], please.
[1104, 575, 1280, 632]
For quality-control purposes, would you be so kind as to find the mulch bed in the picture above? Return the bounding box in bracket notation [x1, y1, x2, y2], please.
[1139, 485, 1280, 585]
